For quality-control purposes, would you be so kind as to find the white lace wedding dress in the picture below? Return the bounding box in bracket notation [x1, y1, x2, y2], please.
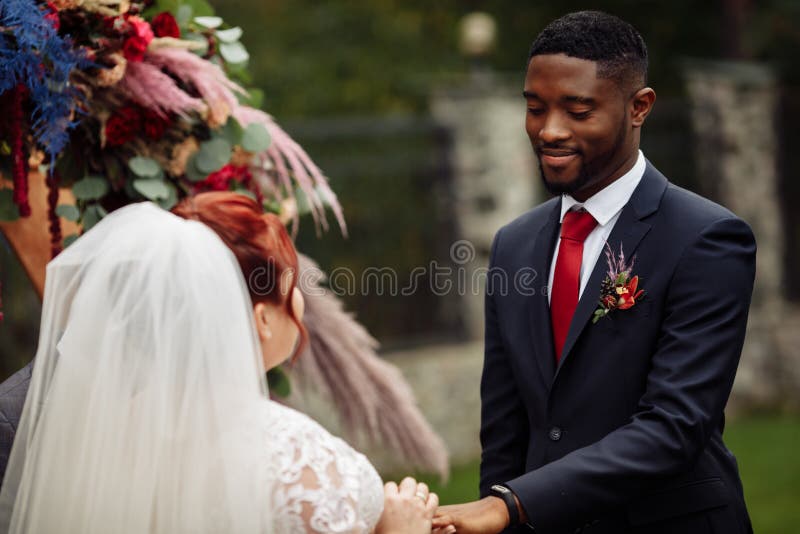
[268, 402, 384, 533]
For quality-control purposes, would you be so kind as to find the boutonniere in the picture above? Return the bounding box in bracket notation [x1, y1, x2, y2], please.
[592, 243, 645, 323]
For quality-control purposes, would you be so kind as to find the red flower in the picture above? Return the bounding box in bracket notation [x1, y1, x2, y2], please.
[195, 164, 252, 191]
[616, 275, 644, 310]
[105, 105, 142, 146]
[601, 294, 617, 310]
[44, 2, 60, 30]
[143, 109, 171, 140]
[151, 12, 180, 38]
[122, 15, 154, 62]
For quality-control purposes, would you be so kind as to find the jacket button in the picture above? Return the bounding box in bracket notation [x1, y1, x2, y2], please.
[548, 427, 562, 441]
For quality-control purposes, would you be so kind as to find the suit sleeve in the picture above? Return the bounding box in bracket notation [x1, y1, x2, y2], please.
[505, 217, 757, 532]
[479, 228, 530, 497]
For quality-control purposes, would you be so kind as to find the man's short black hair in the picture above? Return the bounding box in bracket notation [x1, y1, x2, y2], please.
[528, 11, 648, 92]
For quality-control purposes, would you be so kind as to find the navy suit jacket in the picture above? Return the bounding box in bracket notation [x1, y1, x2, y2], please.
[479, 162, 755, 534]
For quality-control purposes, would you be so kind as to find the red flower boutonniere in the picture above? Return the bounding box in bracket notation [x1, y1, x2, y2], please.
[593, 243, 645, 323]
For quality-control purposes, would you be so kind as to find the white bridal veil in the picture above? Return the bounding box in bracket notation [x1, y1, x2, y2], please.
[0, 203, 275, 533]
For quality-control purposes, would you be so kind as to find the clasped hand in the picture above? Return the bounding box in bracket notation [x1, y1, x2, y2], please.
[376, 478, 510, 534]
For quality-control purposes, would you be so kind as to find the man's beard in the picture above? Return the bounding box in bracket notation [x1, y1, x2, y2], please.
[537, 118, 628, 197]
[538, 159, 593, 196]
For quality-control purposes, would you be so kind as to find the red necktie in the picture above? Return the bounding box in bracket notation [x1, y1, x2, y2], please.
[550, 209, 598, 363]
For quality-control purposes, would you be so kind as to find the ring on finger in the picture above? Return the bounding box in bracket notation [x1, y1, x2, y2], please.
[414, 491, 427, 501]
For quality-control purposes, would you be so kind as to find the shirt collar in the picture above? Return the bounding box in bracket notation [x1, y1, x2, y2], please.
[559, 150, 646, 226]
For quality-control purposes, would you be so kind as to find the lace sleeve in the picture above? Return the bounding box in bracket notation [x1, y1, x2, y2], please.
[269, 404, 384, 534]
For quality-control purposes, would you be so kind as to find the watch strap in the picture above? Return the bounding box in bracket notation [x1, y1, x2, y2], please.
[490, 484, 520, 527]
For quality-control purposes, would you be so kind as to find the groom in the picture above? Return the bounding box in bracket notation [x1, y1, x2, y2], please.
[435, 11, 755, 534]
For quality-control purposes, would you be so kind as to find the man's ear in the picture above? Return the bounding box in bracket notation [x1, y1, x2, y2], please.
[631, 87, 656, 128]
[253, 302, 272, 342]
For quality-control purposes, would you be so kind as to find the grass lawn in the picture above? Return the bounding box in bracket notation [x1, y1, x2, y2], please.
[409, 415, 800, 534]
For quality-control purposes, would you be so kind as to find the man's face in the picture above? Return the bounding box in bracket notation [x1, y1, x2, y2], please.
[524, 53, 636, 199]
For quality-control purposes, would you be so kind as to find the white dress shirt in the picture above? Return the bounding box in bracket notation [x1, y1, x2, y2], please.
[547, 150, 646, 304]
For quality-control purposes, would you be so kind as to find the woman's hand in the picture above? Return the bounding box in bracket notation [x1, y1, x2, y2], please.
[375, 477, 453, 534]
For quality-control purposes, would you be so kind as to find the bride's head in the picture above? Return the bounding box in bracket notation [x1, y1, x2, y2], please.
[173, 192, 307, 370]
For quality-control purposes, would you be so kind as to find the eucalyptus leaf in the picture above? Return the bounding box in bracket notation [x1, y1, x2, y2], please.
[185, 154, 208, 183]
[294, 188, 311, 216]
[196, 138, 232, 174]
[232, 187, 256, 201]
[54, 150, 86, 187]
[128, 156, 161, 179]
[72, 176, 109, 201]
[82, 204, 107, 231]
[215, 26, 242, 43]
[218, 116, 244, 146]
[63, 234, 79, 248]
[156, 182, 179, 210]
[241, 123, 271, 153]
[184, 33, 209, 55]
[0, 189, 19, 221]
[238, 87, 264, 108]
[176, 4, 193, 24]
[219, 41, 249, 64]
[267, 367, 291, 398]
[55, 204, 80, 222]
[262, 199, 281, 215]
[194, 15, 222, 28]
[133, 179, 170, 201]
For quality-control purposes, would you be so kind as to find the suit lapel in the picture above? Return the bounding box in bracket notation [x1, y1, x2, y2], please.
[528, 201, 561, 386]
[552, 162, 668, 383]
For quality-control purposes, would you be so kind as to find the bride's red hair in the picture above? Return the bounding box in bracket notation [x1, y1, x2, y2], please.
[173, 192, 307, 360]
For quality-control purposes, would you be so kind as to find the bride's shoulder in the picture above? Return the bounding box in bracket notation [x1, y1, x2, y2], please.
[263, 401, 356, 455]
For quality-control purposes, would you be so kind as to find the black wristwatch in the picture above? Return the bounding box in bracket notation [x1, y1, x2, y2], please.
[490, 484, 520, 528]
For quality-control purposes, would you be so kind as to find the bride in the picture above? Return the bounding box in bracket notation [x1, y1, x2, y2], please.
[0, 194, 448, 533]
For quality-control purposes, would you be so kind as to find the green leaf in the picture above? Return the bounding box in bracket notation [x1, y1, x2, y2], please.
[183, 0, 214, 17]
[294, 188, 311, 215]
[156, 182, 179, 210]
[194, 15, 222, 28]
[215, 26, 242, 43]
[219, 41, 249, 64]
[175, 4, 193, 24]
[184, 32, 209, 55]
[262, 199, 281, 215]
[54, 149, 86, 187]
[267, 367, 292, 398]
[63, 234, 79, 248]
[185, 154, 208, 183]
[55, 204, 80, 222]
[241, 123, 271, 152]
[195, 138, 232, 174]
[133, 179, 171, 201]
[0, 189, 20, 221]
[143, 0, 180, 18]
[82, 204, 107, 231]
[218, 116, 244, 146]
[72, 176, 109, 201]
[128, 156, 161, 179]
[232, 186, 256, 201]
[238, 87, 264, 109]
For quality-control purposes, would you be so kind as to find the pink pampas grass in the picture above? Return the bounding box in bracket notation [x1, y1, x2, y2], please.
[119, 60, 205, 117]
[233, 105, 347, 237]
[146, 48, 246, 127]
[293, 254, 449, 479]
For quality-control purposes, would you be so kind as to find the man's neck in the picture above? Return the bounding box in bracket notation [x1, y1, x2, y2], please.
[571, 148, 640, 202]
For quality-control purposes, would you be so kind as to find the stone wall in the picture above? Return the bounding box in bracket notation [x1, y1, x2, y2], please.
[684, 60, 799, 411]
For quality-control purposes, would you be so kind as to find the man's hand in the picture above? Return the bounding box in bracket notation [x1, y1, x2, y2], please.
[432, 496, 510, 534]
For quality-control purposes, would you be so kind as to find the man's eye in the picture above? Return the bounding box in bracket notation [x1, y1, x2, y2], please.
[527, 108, 545, 116]
[569, 110, 591, 120]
